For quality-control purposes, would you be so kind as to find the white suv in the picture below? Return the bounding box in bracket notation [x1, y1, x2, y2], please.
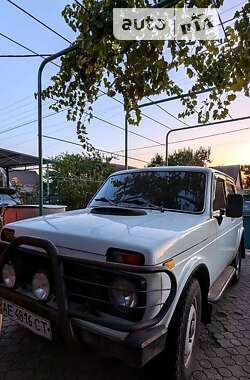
[0, 167, 244, 380]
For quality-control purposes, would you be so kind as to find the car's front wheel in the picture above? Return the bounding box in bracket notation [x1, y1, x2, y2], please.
[163, 278, 202, 380]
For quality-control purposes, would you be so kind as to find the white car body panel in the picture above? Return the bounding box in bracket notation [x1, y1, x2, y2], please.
[5, 209, 212, 266]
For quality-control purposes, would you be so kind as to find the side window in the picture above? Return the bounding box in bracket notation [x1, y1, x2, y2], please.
[213, 178, 226, 211]
[226, 182, 235, 195]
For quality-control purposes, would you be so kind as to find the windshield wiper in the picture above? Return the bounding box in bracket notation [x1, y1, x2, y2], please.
[120, 197, 165, 212]
[94, 197, 116, 206]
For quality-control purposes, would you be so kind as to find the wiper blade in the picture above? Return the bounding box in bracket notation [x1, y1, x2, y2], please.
[94, 197, 116, 206]
[121, 197, 165, 211]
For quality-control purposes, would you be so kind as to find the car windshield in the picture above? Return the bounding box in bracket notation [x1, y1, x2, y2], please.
[91, 170, 206, 213]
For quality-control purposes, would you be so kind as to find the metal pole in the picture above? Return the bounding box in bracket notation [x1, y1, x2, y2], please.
[152, 0, 182, 7]
[139, 88, 213, 108]
[46, 163, 50, 204]
[165, 124, 213, 166]
[38, 45, 77, 216]
[165, 131, 171, 165]
[164, 117, 250, 166]
[125, 114, 128, 169]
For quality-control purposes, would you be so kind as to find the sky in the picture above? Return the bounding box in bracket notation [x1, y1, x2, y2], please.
[0, 0, 249, 169]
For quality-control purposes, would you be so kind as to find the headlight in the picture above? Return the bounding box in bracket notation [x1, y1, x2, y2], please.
[2, 263, 16, 288]
[1, 228, 15, 242]
[32, 272, 50, 301]
[109, 278, 137, 313]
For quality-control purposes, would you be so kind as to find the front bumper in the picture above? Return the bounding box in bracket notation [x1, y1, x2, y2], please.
[73, 319, 167, 367]
[0, 236, 176, 367]
[0, 285, 167, 366]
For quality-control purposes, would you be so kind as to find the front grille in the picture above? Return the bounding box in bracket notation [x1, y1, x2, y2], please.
[63, 259, 147, 321]
[0, 248, 147, 322]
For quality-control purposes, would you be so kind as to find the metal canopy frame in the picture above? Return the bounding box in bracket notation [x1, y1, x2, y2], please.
[37, 45, 77, 216]
[37, 0, 184, 213]
[165, 116, 250, 165]
[37, 46, 250, 216]
[124, 88, 214, 170]
[36, 0, 246, 213]
[124, 91, 250, 169]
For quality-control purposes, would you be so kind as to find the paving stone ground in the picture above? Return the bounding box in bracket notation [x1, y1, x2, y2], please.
[1, 254, 250, 380]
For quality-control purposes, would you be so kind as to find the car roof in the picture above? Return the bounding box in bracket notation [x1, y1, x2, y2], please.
[109, 166, 236, 183]
[110, 166, 210, 175]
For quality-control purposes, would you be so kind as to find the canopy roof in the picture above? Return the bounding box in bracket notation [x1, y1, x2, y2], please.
[0, 148, 52, 169]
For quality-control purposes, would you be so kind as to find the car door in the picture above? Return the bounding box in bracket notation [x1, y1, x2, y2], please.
[213, 175, 235, 275]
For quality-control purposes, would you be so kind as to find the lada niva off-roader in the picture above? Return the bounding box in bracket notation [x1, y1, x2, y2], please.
[0, 167, 244, 380]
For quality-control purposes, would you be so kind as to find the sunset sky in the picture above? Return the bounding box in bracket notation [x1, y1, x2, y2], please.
[0, 0, 249, 168]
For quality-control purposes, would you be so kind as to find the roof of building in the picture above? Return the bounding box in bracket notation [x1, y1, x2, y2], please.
[212, 165, 243, 188]
[212, 165, 240, 181]
[0, 148, 52, 169]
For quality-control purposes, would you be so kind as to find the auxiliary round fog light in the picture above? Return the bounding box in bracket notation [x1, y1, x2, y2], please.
[2, 263, 16, 288]
[32, 272, 50, 301]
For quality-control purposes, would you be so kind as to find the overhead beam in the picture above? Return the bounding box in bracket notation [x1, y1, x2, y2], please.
[165, 115, 250, 165]
[152, 0, 182, 7]
[139, 88, 214, 108]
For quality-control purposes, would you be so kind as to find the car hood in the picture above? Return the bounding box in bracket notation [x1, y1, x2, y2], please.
[4, 208, 211, 265]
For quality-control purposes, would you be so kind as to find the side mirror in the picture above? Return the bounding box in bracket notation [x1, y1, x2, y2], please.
[226, 194, 243, 218]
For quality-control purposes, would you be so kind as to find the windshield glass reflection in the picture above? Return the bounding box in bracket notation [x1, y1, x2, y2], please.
[91, 171, 206, 213]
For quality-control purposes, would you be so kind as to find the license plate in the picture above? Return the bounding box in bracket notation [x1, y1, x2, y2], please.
[2, 300, 52, 340]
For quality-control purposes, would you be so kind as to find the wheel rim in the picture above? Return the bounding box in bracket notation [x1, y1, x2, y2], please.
[184, 299, 197, 368]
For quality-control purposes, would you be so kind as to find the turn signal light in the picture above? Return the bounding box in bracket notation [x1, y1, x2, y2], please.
[1, 228, 15, 243]
[164, 259, 175, 270]
[107, 249, 145, 265]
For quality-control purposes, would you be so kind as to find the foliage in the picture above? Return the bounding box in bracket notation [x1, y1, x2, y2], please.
[148, 146, 211, 166]
[42, 0, 250, 145]
[241, 165, 250, 189]
[46, 153, 116, 209]
[149, 152, 165, 167]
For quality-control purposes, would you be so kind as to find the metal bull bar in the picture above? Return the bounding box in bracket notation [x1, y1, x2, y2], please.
[0, 236, 177, 337]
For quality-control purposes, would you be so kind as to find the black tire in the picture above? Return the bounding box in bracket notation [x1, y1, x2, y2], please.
[162, 278, 202, 380]
[231, 249, 242, 284]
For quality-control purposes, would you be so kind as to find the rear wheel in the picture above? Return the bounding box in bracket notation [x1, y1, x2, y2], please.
[162, 278, 202, 380]
[232, 249, 242, 284]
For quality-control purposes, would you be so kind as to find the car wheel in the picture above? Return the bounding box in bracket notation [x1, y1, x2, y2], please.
[162, 278, 202, 380]
[232, 249, 242, 284]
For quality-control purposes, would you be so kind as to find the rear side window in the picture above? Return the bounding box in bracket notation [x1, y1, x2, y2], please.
[213, 178, 226, 211]
[226, 182, 235, 195]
